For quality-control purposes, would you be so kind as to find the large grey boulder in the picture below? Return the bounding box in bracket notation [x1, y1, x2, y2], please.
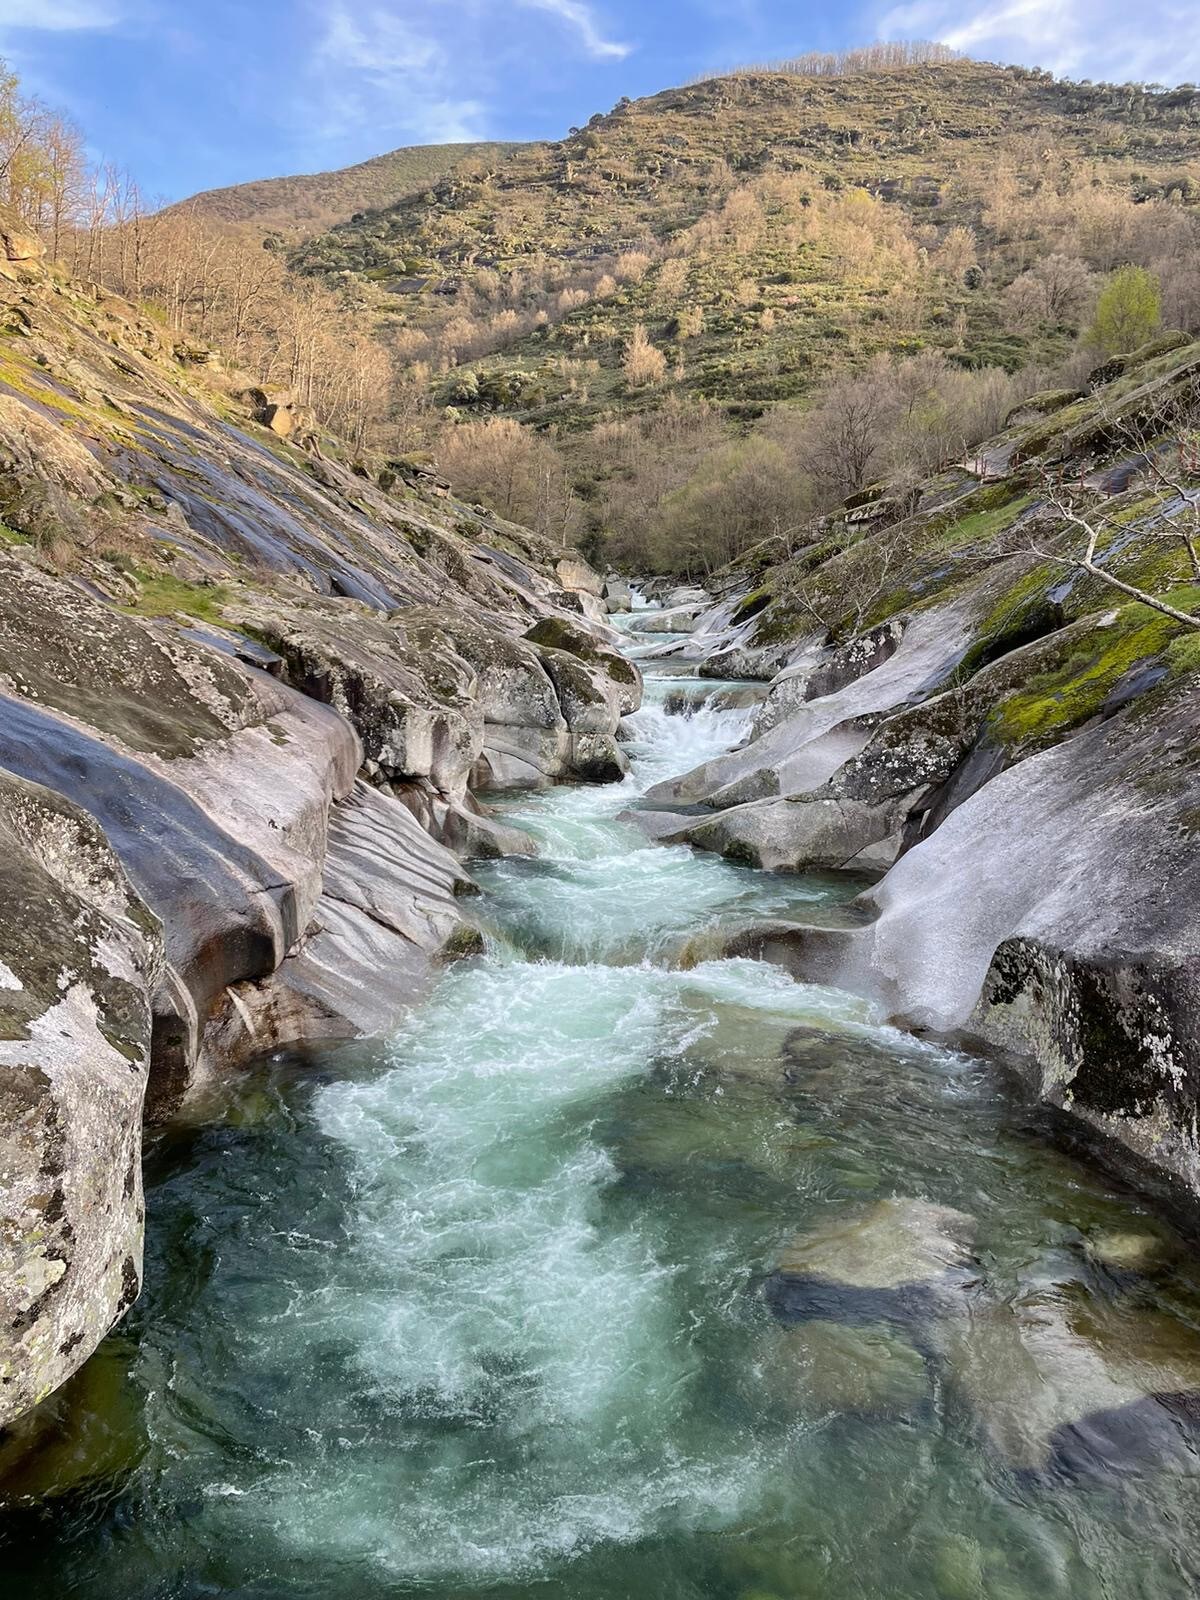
[411, 611, 633, 789]
[603, 574, 633, 612]
[675, 792, 902, 873]
[223, 596, 482, 796]
[0, 771, 160, 1427]
[523, 615, 642, 716]
[555, 555, 604, 597]
[220, 597, 639, 801]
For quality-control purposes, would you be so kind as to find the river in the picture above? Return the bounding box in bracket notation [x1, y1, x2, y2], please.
[4, 624, 1200, 1598]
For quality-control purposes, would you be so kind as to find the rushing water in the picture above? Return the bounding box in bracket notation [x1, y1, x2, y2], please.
[5, 628, 1200, 1599]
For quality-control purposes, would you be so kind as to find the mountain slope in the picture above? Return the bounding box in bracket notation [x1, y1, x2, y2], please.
[299, 63, 1200, 280]
[286, 62, 1200, 456]
[165, 140, 526, 237]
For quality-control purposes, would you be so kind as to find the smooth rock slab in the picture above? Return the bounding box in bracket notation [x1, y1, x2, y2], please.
[0, 771, 160, 1427]
[627, 605, 704, 635]
[679, 794, 902, 873]
[219, 781, 475, 1046]
[759, 1318, 930, 1420]
[940, 1294, 1200, 1475]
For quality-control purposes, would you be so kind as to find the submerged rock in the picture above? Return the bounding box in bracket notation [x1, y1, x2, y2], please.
[941, 1293, 1200, 1476]
[0, 1337, 145, 1500]
[1083, 1227, 1183, 1277]
[758, 1318, 930, 1420]
[765, 1197, 980, 1325]
[1045, 1388, 1200, 1482]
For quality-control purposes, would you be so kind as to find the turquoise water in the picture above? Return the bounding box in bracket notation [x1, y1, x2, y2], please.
[4, 652, 1200, 1599]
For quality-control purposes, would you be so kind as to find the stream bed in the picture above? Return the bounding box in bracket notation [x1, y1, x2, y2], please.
[4, 641, 1200, 1599]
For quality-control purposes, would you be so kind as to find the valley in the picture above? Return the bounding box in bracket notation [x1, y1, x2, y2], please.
[1, 34, 1200, 1600]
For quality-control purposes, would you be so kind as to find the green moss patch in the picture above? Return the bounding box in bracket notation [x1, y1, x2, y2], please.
[987, 591, 1200, 750]
[931, 492, 1034, 554]
[732, 587, 772, 625]
[124, 571, 230, 625]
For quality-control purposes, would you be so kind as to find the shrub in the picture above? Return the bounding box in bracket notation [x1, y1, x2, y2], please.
[1089, 265, 1162, 355]
[623, 324, 668, 387]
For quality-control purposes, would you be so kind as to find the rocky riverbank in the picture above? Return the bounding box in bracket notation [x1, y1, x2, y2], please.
[0, 232, 640, 1425]
[5, 219, 1200, 1440]
[629, 336, 1200, 1207]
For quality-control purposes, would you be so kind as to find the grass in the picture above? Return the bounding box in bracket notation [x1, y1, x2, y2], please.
[124, 571, 230, 625]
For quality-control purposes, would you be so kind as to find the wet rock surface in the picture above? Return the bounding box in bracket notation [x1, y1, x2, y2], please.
[758, 1318, 930, 1420]
[0, 252, 641, 1425]
[938, 1293, 1200, 1475]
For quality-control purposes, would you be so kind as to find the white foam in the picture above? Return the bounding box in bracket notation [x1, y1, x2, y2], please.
[246, 661, 930, 1581]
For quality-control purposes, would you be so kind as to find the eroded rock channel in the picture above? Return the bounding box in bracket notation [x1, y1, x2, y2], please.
[5, 621, 1200, 1600]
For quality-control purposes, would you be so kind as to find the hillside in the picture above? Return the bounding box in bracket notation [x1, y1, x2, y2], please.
[166, 140, 525, 237]
[291, 60, 1200, 427]
[300, 63, 1200, 277]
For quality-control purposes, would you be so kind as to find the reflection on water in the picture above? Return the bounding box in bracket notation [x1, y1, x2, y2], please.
[3, 647, 1200, 1600]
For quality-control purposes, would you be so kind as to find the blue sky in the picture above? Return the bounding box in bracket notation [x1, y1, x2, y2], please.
[9, 0, 1200, 202]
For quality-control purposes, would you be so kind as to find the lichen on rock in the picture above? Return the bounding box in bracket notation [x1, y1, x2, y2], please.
[0, 770, 160, 1428]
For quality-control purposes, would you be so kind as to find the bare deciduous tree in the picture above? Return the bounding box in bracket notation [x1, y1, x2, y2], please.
[1028, 480, 1200, 628]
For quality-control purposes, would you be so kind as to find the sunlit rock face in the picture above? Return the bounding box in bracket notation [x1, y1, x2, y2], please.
[0, 770, 159, 1428]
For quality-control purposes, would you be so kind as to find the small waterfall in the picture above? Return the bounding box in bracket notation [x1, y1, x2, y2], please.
[622, 692, 755, 793]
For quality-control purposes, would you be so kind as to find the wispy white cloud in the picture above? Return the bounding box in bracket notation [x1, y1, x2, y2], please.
[300, 0, 634, 150]
[307, 2, 488, 143]
[517, 0, 631, 60]
[875, 0, 1200, 85]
